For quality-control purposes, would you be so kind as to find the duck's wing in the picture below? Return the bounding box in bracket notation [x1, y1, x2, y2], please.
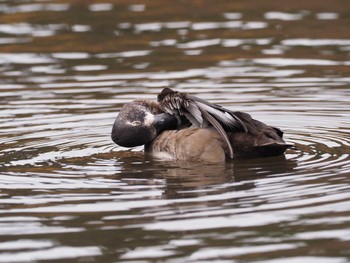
[199, 108, 234, 158]
[158, 88, 247, 132]
[158, 88, 249, 159]
[186, 94, 248, 133]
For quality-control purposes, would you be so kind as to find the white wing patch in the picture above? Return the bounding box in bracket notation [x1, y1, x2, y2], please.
[186, 101, 203, 126]
[196, 102, 236, 128]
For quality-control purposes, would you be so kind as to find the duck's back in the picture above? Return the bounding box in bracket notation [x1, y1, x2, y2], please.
[145, 111, 291, 162]
[232, 112, 291, 158]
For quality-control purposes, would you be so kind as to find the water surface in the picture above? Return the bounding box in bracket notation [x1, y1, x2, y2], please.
[1, 0, 350, 262]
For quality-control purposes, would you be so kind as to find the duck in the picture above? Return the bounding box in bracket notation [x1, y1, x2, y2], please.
[111, 88, 292, 163]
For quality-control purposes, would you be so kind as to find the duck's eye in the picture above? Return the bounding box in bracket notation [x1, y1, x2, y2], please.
[131, 121, 141, 126]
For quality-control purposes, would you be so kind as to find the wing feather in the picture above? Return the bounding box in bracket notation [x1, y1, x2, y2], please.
[186, 101, 203, 125]
[184, 112, 201, 127]
[200, 109, 234, 158]
[187, 95, 248, 132]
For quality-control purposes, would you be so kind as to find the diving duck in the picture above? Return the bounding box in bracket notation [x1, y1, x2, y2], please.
[111, 88, 291, 162]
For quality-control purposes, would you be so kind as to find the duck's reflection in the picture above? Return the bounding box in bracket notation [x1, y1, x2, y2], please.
[111, 151, 298, 199]
[159, 162, 232, 199]
[231, 154, 298, 181]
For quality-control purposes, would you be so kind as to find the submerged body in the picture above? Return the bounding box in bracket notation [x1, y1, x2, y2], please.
[111, 89, 291, 163]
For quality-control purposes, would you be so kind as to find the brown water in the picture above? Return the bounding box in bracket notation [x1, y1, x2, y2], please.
[1, 0, 350, 262]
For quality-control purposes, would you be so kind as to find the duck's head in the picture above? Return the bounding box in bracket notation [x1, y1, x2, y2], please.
[111, 100, 178, 147]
